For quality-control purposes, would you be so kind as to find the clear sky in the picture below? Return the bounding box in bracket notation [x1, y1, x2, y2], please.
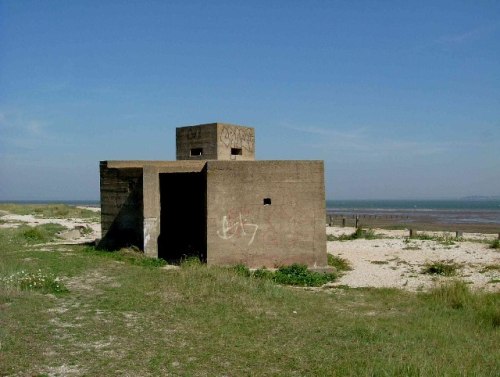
[1, 1, 499, 200]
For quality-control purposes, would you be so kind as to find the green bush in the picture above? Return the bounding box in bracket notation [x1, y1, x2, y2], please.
[489, 239, 500, 249]
[252, 268, 274, 280]
[232, 264, 251, 277]
[421, 262, 458, 277]
[273, 264, 336, 287]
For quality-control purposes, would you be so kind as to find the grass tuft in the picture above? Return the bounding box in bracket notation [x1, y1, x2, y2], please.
[83, 246, 167, 268]
[328, 227, 379, 241]
[327, 254, 352, 271]
[489, 239, 500, 249]
[421, 262, 458, 276]
[19, 224, 67, 244]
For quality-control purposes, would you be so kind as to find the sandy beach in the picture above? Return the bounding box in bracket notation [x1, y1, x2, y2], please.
[327, 226, 499, 292]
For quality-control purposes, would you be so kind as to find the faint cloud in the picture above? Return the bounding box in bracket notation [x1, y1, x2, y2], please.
[435, 22, 499, 46]
[410, 21, 499, 52]
[0, 109, 48, 150]
[287, 124, 480, 158]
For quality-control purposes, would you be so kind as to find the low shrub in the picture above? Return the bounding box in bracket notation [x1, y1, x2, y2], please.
[252, 268, 274, 280]
[273, 264, 336, 287]
[232, 264, 251, 277]
[422, 262, 458, 276]
[229, 264, 337, 287]
[489, 239, 500, 249]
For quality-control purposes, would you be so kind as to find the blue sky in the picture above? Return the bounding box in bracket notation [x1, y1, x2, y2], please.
[1, 1, 499, 200]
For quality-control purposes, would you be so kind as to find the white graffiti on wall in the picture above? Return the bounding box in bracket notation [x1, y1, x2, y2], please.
[217, 212, 259, 245]
[219, 125, 254, 152]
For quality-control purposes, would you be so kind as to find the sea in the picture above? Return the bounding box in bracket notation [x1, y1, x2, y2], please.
[327, 199, 500, 228]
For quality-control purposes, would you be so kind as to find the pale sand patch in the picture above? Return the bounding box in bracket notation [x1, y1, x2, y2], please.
[0, 212, 101, 243]
[76, 205, 101, 212]
[327, 227, 500, 292]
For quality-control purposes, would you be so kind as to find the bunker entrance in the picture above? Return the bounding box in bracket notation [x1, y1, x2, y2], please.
[158, 172, 206, 263]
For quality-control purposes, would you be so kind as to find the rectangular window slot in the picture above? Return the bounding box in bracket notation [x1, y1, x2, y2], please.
[263, 198, 271, 205]
[190, 148, 203, 156]
[231, 148, 243, 156]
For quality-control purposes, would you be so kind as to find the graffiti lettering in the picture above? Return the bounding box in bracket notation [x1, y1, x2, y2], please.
[217, 212, 259, 245]
[219, 126, 254, 152]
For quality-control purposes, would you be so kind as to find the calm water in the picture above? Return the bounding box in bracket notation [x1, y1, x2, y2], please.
[327, 199, 500, 211]
[327, 200, 500, 226]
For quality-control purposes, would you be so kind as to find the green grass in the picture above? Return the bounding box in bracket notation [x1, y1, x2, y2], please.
[1, 209, 499, 376]
[19, 223, 67, 243]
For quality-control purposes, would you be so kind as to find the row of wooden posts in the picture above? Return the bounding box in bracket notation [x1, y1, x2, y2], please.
[327, 214, 409, 228]
[327, 214, 500, 240]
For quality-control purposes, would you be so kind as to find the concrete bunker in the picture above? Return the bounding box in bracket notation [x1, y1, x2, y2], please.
[100, 122, 328, 269]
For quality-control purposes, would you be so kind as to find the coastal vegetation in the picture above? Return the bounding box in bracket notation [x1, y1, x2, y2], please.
[0, 205, 499, 375]
[0, 203, 99, 220]
[327, 226, 379, 241]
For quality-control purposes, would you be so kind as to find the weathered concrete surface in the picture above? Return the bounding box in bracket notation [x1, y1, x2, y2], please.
[206, 160, 326, 268]
[100, 123, 327, 269]
[99, 162, 143, 250]
[176, 123, 255, 161]
[142, 161, 206, 258]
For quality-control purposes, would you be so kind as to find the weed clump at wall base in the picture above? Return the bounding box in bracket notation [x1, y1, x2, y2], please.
[273, 264, 336, 287]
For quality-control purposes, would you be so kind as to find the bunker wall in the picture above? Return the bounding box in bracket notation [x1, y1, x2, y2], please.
[206, 160, 326, 268]
[99, 162, 144, 250]
[176, 124, 218, 160]
[216, 123, 255, 161]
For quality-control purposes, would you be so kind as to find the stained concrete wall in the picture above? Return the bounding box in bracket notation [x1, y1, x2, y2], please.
[216, 123, 255, 161]
[99, 161, 144, 250]
[176, 123, 255, 161]
[142, 161, 206, 258]
[100, 158, 327, 269]
[206, 160, 326, 268]
[176, 124, 218, 160]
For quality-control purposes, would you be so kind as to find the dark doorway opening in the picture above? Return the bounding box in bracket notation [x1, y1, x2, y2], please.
[158, 172, 206, 263]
